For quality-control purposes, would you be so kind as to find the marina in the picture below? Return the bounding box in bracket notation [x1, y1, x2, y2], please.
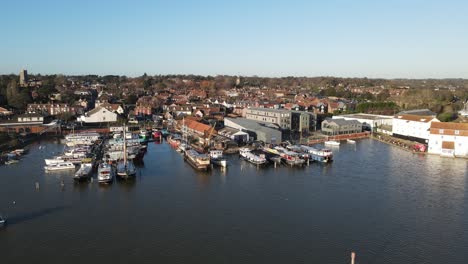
[0, 137, 467, 264]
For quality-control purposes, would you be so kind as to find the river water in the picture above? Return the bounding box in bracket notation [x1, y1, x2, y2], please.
[0, 138, 467, 264]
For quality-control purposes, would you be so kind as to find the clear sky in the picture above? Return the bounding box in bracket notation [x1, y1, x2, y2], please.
[1, 0, 467, 78]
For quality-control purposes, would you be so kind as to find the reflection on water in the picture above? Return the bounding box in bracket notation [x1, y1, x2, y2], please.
[6, 205, 68, 226]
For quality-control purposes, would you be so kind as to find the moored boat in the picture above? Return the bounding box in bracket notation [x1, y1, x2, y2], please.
[324, 140, 340, 146]
[5, 159, 19, 165]
[0, 215, 6, 228]
[274, 146, 305, 166]
[185, 149, 210, 170]
[209, 150, 227, 168]
[347, 139, 356, 144]
[116, 125, 137, 179]
[97, 162, 114, 183]
[45, 157, 65, 166]
[74, 162, 93, 180]
[300, 145, 333, 163]
[116, 159, 137, 178]
[239, 148, 267, 165]
[44, 162, 75, 171]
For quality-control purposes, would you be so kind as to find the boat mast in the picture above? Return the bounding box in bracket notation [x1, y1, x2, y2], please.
[123, 124, 127, 167]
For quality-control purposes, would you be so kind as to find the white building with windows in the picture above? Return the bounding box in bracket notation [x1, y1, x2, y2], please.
[77, 106, 117, 123]
[392, 114, 439, 143]
[246, 108, 291, 129]
[428, 122, 468, 157]
[332, 113, 393, 131]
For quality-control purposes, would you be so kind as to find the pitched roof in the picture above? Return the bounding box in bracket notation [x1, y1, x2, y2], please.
[397, 109, 436, 116]
[323, 118, 362, 126]
[431, 122, 468, 131]
[86, 106, 112, 116]
[184, 119, 216, 135]
[394, 114, 436, 123]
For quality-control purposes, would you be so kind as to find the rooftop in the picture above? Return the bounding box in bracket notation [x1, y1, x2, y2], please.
[336, 113, 393, 120]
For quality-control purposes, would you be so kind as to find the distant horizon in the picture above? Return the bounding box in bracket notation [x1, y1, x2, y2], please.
[1, 1, 467, 79]
[2, 70, 468, 81]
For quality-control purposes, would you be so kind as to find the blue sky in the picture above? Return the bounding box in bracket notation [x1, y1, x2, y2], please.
[1, 0, 467, 78]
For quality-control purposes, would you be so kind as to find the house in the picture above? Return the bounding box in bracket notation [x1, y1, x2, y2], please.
[181, 119, 216, 137]
[135, 96, 159, 116]
[166, 105, 192, 117]
[321, 118, 362, 136]
[27, 103, 82, 116]
[392, 114, 439, 143]
[100, 103, 124, 115]
[77, 106, 118, 123]
[428, 122, 468, 157]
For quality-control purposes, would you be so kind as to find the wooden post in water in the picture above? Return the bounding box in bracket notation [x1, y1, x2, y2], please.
[351, 252, 356, 264]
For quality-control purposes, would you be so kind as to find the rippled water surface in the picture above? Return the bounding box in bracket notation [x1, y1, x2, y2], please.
[1, 138, 467, 264]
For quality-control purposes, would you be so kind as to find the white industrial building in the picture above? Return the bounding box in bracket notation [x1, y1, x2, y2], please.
[224, 117, 282, 144]
[392, 114, 439, 143]
[332, 113, 393, 131]
[428, 122, 468, 157]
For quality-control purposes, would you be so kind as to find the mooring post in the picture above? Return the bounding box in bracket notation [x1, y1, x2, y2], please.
[351, 252, 356, 264]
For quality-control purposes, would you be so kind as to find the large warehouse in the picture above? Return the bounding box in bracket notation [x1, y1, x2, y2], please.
[224, 117, 282, 144]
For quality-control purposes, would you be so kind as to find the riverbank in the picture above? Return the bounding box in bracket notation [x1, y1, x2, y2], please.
[371, 133, 428, 155]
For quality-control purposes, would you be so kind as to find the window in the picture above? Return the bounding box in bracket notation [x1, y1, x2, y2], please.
[439, 129, 444, 134]
[455, 130, 460, 135]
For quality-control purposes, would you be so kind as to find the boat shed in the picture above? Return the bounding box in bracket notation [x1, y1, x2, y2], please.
[224, 117, 282, 144]
[217, 127, 249, 144]
[332, 113, 393, 131]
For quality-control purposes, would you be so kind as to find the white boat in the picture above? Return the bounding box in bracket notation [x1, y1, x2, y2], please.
[209, 150, 227, 168]
[116, 125, 137, 179]
[44, 162, 75, 171]
[65, 132, 101, 146]
[45, 157, 65, 165]
[0, 215, 6, 228]
[74, 163, 93, 180]
[239, 148, 267, 165]
[300, 145, 333, 163]
[5, 159, 19, 165]
[324, 140, 340, 146]
[97, 162, 114, 183]
[347, 139, 356, 144]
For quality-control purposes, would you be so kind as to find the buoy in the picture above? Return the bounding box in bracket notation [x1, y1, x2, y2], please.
[12, 201, 16, 205]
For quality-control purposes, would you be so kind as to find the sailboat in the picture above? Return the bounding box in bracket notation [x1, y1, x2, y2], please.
[117, 125, 137, 179]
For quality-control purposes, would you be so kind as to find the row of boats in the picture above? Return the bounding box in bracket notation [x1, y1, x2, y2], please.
[167, 133, 338, 170]
[239, 144, 334, 166]
[43, 128, 156, 183]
